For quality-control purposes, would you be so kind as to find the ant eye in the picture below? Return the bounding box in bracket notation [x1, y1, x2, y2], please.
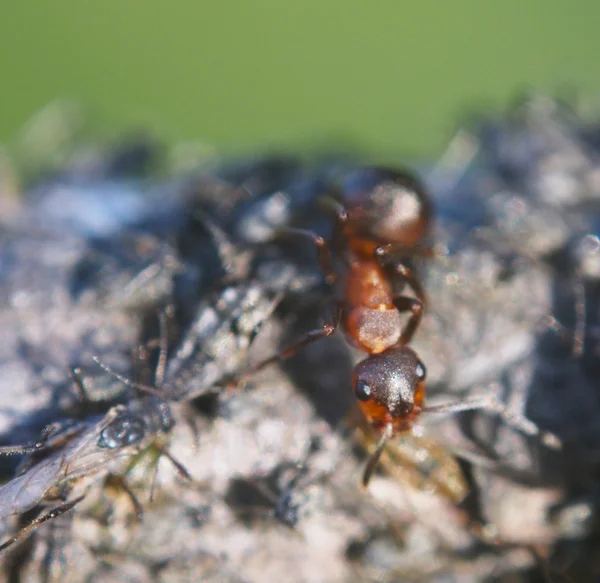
[355, 380, 372, 401]
[415, 360, 426, 381]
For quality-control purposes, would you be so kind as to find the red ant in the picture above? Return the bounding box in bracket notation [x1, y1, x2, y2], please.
[254, 167, 557, 486]
[250, 168, 437, 484]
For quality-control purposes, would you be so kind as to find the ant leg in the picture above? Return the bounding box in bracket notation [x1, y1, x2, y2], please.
[317, 196, 349, 257]
[393, 296, 424, 344]
[539, 272, 586, 359]
[273, 228, 337, 284]
[106, 474, 144, 522]
[389, 262, 427, 306]
[386, 262, 426, 343]
[148, 447, 192, 503]
[181, 405, 201, 448]
[0, 442, 46, 456]
[0, 495, 85, 552]
[250, 304, 341, 373]
[154, 308, 171, 388]
[162, 449, 192, 482]
[120, 478, 144, 523]
[572, 272, 586, 358]
[0, 421, 66, 456]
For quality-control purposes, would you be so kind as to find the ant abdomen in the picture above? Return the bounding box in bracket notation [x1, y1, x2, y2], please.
[352, 346, 426, 433]
[337, 167, 433, 251]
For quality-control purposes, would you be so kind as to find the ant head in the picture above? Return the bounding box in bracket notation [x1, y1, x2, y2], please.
[340, 167, 432, 248]
[352, 346, 426, 430]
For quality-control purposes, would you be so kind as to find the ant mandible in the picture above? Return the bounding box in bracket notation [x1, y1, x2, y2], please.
[254, 167, 443, 485]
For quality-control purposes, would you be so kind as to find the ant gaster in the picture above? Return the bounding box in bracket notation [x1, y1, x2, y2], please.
[253, 167, 436, 485]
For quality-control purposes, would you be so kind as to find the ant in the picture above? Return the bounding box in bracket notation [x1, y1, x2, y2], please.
[253, 167, 556, 486]
[0, 339, 187, 553]
[247, 167, 434, 484]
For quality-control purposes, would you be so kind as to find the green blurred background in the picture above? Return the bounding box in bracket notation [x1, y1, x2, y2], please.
[1, 2, 599, 163]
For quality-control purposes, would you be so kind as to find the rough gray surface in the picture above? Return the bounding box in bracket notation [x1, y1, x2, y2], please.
[1, 96, 600, 582]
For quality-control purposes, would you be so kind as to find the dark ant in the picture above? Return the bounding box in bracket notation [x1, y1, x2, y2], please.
[0, 341, 186, 552]
[252, 167, 557, 486]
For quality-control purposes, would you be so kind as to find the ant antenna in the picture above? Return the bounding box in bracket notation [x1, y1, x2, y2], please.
[92, 357, 164, 398]
[423, 395, 562, 451]
[362, 423, 394, 486]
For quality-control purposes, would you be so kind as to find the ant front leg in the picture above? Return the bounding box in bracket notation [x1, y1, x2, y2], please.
[250, 304, 342, 374]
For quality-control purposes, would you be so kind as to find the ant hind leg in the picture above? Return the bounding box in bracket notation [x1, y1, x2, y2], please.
[0, 495, 85, 552]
